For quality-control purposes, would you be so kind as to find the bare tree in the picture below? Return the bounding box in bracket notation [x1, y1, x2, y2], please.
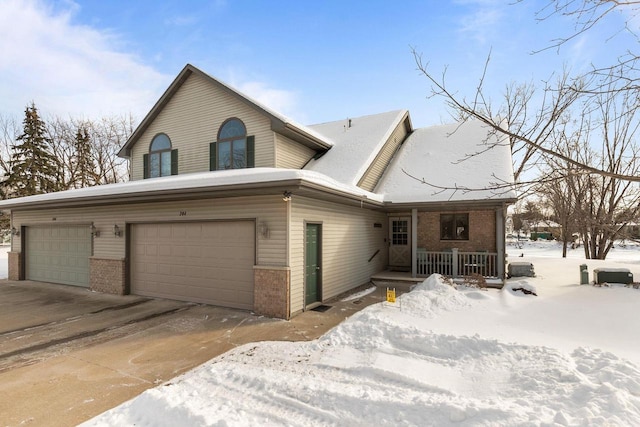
[0, 114, 19, 179]
[412, 1, 640, 185]
[537, 80, 640, 259]
[538, 116, 591, 257]
[46, 115, 133, 190]
[87, 115, 134, 184]
[527, 0, 640, 53]
[412, 50, 640, 183]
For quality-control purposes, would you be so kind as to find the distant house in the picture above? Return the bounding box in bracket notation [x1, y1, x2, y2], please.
[529, 220, 562, 240]
[0, 64, 516, 319]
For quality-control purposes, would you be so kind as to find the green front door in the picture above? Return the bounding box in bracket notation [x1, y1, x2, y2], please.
[305, 223, 321, 306]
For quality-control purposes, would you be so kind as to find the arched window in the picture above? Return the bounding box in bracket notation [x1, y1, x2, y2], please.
[210, 118, 255, 170]
[144, 133, 177, 178]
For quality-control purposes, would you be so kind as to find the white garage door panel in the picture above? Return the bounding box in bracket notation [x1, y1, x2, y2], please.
[26, 225, 91, 287]
[131, 221, 255, 309]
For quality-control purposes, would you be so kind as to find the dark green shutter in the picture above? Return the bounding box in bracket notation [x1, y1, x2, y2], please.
[247, 136, 255, 168]
[209, 142, 217, 171]
[171, 149, 178, 175]
[143, 153, 149, 179]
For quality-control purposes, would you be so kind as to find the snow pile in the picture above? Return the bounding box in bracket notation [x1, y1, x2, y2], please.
[83, 268, 640, 426]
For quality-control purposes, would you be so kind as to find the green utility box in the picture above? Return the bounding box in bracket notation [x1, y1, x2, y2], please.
[593, 268, 633, 285]
[580, 264, 589, 285]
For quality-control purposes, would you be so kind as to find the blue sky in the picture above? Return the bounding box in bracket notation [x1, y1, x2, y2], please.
[0, 0, 634, 128]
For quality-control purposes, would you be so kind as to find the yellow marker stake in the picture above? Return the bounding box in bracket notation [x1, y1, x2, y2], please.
[386, 287, 396, 303]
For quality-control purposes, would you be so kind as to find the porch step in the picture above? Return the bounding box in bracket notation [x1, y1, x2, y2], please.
[370, 270, 424, 292]
[371, 271, 424, 283]
[370, 280, 420, 294]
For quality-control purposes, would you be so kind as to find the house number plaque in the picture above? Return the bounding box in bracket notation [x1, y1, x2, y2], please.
[179, 211, 187, 216]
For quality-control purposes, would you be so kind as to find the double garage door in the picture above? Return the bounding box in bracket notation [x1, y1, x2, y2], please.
[24, 221, 256, 310]
[131, 221, 256, 310]
[25, 225, 91, 287]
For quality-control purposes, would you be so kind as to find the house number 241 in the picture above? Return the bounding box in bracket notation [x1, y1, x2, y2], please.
[179, 211, 187, 216]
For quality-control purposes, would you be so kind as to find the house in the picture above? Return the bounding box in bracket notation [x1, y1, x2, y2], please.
[0, 64, 516, 319]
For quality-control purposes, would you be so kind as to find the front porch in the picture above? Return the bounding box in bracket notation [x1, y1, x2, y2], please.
[416, 248, 499, 278]
[372, 249, 504, 288]
[381, 207, 508, 288]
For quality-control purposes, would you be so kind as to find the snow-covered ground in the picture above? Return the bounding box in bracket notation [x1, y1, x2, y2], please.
[54, 241, 640, 425]
[0, 245, 9, 279]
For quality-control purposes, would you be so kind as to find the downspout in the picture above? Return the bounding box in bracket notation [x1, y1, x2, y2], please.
[412, 208, 418, 278]
[10, 210, 14, 252]
[286, 195, 292, 318]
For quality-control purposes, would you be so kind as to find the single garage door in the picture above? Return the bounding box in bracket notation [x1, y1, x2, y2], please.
[131, 221, 255, 309]
[25, 225, 91, 287]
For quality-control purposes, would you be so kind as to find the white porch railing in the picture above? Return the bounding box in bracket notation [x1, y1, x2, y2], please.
[417, 248, 498, 278]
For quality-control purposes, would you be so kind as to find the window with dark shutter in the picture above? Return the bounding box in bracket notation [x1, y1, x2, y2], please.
[147, 133, 175, 178]
[211, 118, 254, 170]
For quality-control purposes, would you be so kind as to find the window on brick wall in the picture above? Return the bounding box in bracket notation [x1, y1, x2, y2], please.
[440, 213, 469, 240]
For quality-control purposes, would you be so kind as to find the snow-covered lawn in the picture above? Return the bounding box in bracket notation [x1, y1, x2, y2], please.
[0, 245, 9, 279]
[75, 241, 640, 425]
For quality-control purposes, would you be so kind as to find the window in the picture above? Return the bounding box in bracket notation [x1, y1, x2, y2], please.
[210, 118, 255, 170]
[391, 219, 409, 245]
[440, 213, 469, 240]
[144, 133, 177, 178]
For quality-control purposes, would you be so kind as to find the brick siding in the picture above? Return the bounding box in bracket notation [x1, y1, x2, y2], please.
[8, 251, 22, 280]
[417, 210, 496, 252]
[89, 257, 126, 295]
[254, 267, 290, 319]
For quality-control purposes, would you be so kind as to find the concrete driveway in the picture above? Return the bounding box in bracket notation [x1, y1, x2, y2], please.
[0, 279, 391, 427]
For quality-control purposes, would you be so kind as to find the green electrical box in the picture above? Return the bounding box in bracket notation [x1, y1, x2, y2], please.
[593, 268, 633, 285]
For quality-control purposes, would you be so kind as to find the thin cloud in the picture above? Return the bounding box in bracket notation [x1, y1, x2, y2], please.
[455, 0, 505, 45]
[164, 15, 199, 27]
[0, 0, 170, 119]
[235, 80, 300, 119]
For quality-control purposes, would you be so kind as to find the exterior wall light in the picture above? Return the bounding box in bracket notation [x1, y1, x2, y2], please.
[90, 223, 100, 237]
[259, 221, 270, 239]
[113, 224, 122, 237]
[11, 227, 19, 236]
[282, 191, 292, 202]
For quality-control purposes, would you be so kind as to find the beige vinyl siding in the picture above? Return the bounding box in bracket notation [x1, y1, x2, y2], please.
[275, 134, 316, 169]
[11, 195, 287, 266]
[289, 197, 388, 314]
[358, 117, 410, 191]
[130, 72, 275, 180]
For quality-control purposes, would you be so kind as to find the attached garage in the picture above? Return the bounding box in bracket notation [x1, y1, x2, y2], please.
[25, 225, 92, 287]
[130, 221, 256, 309]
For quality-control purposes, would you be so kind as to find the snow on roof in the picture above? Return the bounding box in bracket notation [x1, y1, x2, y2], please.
[376, 120, 517, 204]
[305, 110, 408, 185]
[0, 168, 382, 209]
[0, 120, 516, 210]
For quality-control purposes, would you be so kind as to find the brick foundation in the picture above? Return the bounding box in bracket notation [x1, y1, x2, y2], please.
[90, 257, 126, 295]
[253, 266, 290, 319]
[8, 251, 22, 281]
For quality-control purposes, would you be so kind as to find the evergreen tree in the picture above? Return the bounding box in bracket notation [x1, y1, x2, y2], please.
[5, 103, 59, 197]
[73, 125, 96, 188]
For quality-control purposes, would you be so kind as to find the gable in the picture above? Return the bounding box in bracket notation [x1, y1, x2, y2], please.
[357, 113, 411, 191]
[121, 64, 334, 181]
[129, 71, 274, 180]
[304, 110, 411, 188]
